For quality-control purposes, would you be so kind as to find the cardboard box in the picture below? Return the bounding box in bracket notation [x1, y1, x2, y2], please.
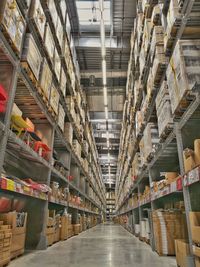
[22, 34, 42, 80]
[39, 59, 52, 100]
[50, 83, 60, 114]
[183, 149, 198, 173]
[0, 0, 25, 53]
[193, 245, 200, 258]
[29, 0, 46, 39]
[189, 212, 200, 244]
[0, 212, 27, 258]
[64, 122, 73, 145]
[175, 240, 189, 267]
[194, 139, 200, 165]
[196, 257, 200, 267]
[165, 172, 179, 184]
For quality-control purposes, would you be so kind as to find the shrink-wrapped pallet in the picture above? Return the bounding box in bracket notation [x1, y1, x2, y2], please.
[131, 152, 141, 180]
[143, 123, 159, 162]
[60, 68, 67, 96]
[64, 122, 73, 145]
[58, 104, 65, 132]
[56, 16, 64, 49]
[40, 59, 52, 99]
[22, 34, 42, 80]
[155, 81, 169, 110]
[45, 24, 55, 63]
[29, 0, 46, 39]
[54, 47, 61, 82]
[47, 0, 58, 27]
[73, 140, 81, 158]
[166, 40, 200, 114]
[157, 100, 173, 137]
[50, 83, 60, 114]
[0, 0, 25, 53]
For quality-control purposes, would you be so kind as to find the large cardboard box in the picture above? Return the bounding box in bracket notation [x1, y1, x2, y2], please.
[189, 212, 200, 244]
[193, 245, 200, 258]
[196, 257, 200, 267]
[183, 149, 198, 173]
[175, 240, 189, 267]
[0, 212, 27, 258]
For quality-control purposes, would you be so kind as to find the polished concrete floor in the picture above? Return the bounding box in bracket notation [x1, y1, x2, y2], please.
[10, 224, 176, 267]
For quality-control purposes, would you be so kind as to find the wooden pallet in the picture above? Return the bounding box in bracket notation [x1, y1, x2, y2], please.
[159, 123, 174, 142]
[21, 62, 38, 88]
[173, 92, 195, 119]
[0, 24, 20, 57]
[0, 258, 10, 267]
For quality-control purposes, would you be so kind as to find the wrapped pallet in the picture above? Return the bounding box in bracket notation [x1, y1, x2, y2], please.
[39, 59, 52, 100]
[50, 83, 60, 115]
[47, 0, 58, 27]
[45, 24, 55, 63]
[54, 47, 61, 82]
[60, 68, 67, 97]
[29, 0, 46, 39]
[142, 123, 159, 162]
[56, 16, 64, 49]
[0, 0, 25, 53]
[73, 140, 81, 158]
[167, 40, 200, 114]
[21, 34, 42, 80]
[64, 122, 73, 145]
[58, 104, 65, 132]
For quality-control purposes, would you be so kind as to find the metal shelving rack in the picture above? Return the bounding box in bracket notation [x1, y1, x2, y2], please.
[115, 0, 200, 265]
[0, 0, 106, 250]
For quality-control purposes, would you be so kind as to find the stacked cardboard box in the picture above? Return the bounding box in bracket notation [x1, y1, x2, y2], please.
[39, 59, 52, 100]
[0, 222, 12, 266]
[152, 210, 188, 255]
[156, 81, 173, 137]
[183, 139, 200, 173]
[0, 212, 27, 259]
[22, 34, 42, 81]
[60, 214, 69, 241]
[58, 104, 65, 132]
[167, 40, 200, 114]
[0, 0, 26, 53]
[64, 122, 73, 145]
[73, 140, 81, 159]
[175, 240, 189, 267]
[46, 210, 55, 246]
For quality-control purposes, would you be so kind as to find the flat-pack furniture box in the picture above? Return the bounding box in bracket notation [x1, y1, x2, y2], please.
[167, 40, 200, 114]
[22, 34, 42, 80]
[0, 0, 25, 53]
[0, 212, 27, 259]
[64, 122, 73, 145]
[29, 0, 46, 39]
[189, 212, 200, 244]
[0, 222, 12, 266]
[44, 24, 55, 63]
[58, 104, 65, 132]
[175, 240, 189, 267]
[39, 59, 52, 100]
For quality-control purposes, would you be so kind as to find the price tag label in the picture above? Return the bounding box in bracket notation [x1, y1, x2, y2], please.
[7, 180, 15, 191]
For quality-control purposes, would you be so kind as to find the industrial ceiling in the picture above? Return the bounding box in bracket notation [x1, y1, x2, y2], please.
[67, 0, 136, 188]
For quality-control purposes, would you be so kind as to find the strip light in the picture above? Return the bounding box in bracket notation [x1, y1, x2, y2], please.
[99, 0, 111, 185]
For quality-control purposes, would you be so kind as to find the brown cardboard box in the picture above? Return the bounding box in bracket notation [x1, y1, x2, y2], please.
[183, 149, 197, 173]
[73, 224, 80, 235]
[194, 139, 200, 165]
[60, 216, 68, 241]
[193, 245, 200, 257]
[0, 212, 27, 258]
[189, 212, 200, 244]
[165, 172, 179, 184]
[196, 257, 200, 267]
[46, 227, 54, 246]
[175, 240, 189, 267]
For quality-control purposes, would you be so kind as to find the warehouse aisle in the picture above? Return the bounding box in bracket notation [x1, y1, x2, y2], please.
[9, 224, 176, 267]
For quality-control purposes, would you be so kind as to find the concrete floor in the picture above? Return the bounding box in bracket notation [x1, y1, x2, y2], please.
[10, 224, 177, 267]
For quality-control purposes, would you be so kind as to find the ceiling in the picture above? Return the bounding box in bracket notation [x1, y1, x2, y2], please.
[67, 0, 136, 188]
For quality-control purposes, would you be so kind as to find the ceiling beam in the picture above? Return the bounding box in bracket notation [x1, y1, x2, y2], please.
[81, 70, 127, 79]
[74, 36, 130, 50]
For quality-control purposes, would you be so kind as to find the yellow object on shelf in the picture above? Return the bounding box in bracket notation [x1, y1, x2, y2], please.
[11, 115, 29, 136]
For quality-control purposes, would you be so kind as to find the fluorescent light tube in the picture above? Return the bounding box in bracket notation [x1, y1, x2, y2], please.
[103, 86, 108, 105]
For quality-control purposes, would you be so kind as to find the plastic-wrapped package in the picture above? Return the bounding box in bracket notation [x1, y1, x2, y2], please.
[167, 40, 200, 114]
